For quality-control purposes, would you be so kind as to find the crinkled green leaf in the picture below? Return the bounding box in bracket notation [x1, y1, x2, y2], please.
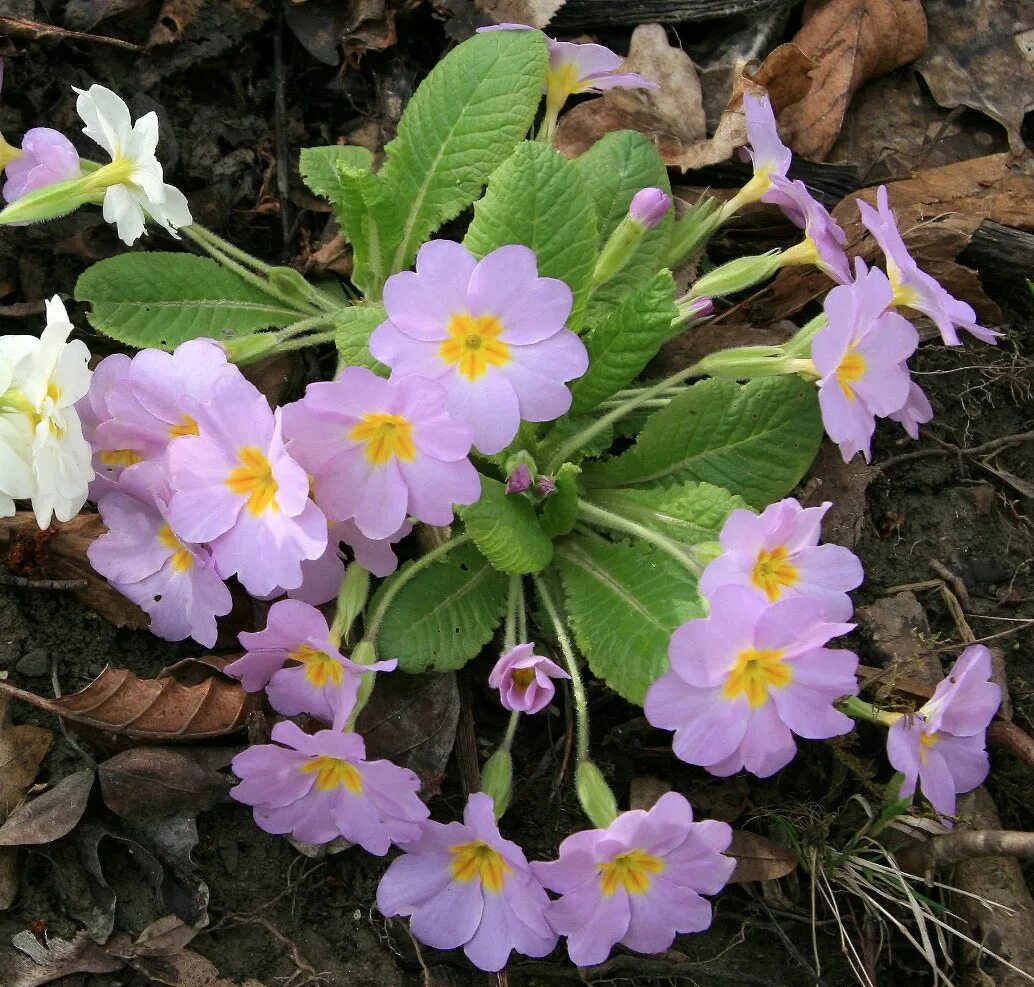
[75, 253, 297, 350]
[334, 303, 389, 374]
[369, 29, 549, 293]
[576, 131, 672, 325]
[570, 270, 678, 414]
[458, 476, 554, 574]
[299, 145, 374, 203]
[373, 543, 508, 673]
[583, 376, 823, 508]
[556, 534, 703, 704]
[538, 414, 614, 466]
[465, 141, 598, 328]
[540, 463, 580, 538]
[589, 481, 748, 546]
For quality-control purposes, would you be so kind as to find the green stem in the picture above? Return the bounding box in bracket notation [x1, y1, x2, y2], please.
[500, 709, 521, 753]
[516, 579, 528, 644]
[504, 575, 520, 652]
[838, 695, 902, 729]
[533, 574, 590, 764]
[578, 500, 702, 576]
[362, 533, 472, 646]
[275, 328, 339, 353]
[188, 222, 275, 274]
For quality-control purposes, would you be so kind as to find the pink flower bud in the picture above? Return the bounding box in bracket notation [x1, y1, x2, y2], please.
[629, 187, 671, 230]
[506, 463, 532, 494]
[3, 128, 81, 203]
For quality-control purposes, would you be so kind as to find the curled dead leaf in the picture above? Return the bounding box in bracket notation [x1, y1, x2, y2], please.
[0, 663, 255, 741]
[0, 768, 94, 847]
[99, 747, 230, 819]
[474, 0, 565, 28]
[780, 0, 928, 161]
[148, 0, 203, 46]
[727, 831, 799, 883]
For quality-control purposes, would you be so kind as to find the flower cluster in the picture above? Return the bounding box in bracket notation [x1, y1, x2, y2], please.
[647, 498, 862, 777]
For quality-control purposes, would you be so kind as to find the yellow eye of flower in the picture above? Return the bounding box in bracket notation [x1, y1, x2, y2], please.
[227, 446, 279, 515]
[751, 546, 799, 602]
[836, 351, 866, 401]
[439, 312, 510, 381]
[349, 413, 417, 466]
[722, 648, 793, 708]
[302, 756, 364, 793]
[449, 840, 512, 893]
[599, 849, 664, 896]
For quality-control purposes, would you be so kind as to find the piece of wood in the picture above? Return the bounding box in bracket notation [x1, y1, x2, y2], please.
[554, 0, 799, 28]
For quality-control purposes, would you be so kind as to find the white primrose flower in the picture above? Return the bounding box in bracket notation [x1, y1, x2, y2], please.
[75, 84, 192, 245]
[0, 297, 94, 527]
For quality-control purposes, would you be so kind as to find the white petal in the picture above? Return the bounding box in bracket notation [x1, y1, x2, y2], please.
[146, 183, 192, 235]
[75, 84, 132, 159]
[126, 111, 160, 161]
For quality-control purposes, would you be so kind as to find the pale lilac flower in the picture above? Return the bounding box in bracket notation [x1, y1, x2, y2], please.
[812, 261, 920, 463]
[858, 186, 1000, 346]
[765, 176, 851, 284]
[166, 383, 327, 597]
[282, 367, 480, 541]
[370, 241, 588, 454]
[887, 645, 1000, 819]
[88, 468, 231, 647]
[76, 352, 132, 500]
[231, 721, 427, 854]
[489, 643, 570, 714]
[3, 129, 81, 203]
[506, 463, 533, 494]
[645, 587, 858, 778]
[226, 599, 394, 729]
[377, 792, 556, 972]
[700, 498, 863, 621]
[629, 187, 672, 229]
[889, 379, 934, 439]
[742, 91, 792, 191]
[533, 792, 734, 967]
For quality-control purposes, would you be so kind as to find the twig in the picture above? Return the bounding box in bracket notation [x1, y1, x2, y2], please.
[897, 830, 1034, 875]
[50, 656, 96, 769]
[878, 431, 1034, 471]
[989, 721, 1034, 773]
[399, 919, 433, 987]
[928, 559, 970, 610]
[219, 915, 328, 986]
[0, 16, 140, 49]
[0, 574, 87, 590]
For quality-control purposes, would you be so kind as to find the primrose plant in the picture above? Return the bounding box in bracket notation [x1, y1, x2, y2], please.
[0, 27, 1004, 973]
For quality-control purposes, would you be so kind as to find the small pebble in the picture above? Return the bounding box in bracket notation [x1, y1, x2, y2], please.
[15, 648, 50, 678]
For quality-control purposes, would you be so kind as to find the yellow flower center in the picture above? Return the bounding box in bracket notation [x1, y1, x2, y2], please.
[302, 756, 364, 793]
[751, 545, 799, 603]
[722, 648, 793, 708]
[449, 840, 512, 894]
[226, 447, 279, 515]
[158, 523, 194, 572]
[545, 62, 588, 113]
[511, 667, 536, 691]
[169, 414, 200, 439]
[290, 643, 345, 688]
[439, 312, 511, 381]
[836, 351, 866, 401]
[599, 849, 665, 896]
[349, 412, 417, 466]
[46, 380, 61, 403]
[100, 448, 143, 468]
[919, 730, 939, 765]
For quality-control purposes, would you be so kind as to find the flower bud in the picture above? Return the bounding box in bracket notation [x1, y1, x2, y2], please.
[480, 750, 514, 819]
[0, 174, 96, 227]
[576, 760, 619, 828]
[688, 250, 783, 300]
[3, 129, 81, 204]
[629, 187, 672, 230]
[225, 333, 280, 366]
[536, 475, 556, 497]
[506, 462, 532, 494]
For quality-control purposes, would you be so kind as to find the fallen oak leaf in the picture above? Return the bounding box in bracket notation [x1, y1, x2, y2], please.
[99, 747, 230, 819]
[727, 831, 799, 883]
[0, 768, 94, 847]
[780, 0, 928, 161]
[10, 930, 122, 987]
[0, 663, 255, 741]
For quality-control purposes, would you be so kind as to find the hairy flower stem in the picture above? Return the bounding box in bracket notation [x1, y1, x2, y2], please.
[361, 533, 472, 648]
[533, 573, 590, 765]
[838, 695, 902, 729]
[783, 313, 829, 358]
[577, 500, 703, 576]
[503, 575, 521, 651]
[500, 709, 521, 753]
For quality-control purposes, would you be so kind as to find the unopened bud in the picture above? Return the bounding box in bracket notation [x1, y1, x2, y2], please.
[536, 475, 556, 497]
[506, 463, 533, 495]
[688, 250, 783, 301]
[480, 750, 514, 818]
[576, 760, 619, 829]
[628, 187, 672, 230]
[225, 333, 279, 366]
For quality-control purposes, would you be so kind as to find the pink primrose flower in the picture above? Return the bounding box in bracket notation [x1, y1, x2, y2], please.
[231, 721, 427, 854]
[858, 186, 1000, 346]
[645, 587, 858, 778]
[700, 497, 863, 621]
[282, 367, 481, 540]
[87, 466, 231, 647]
[742, 91, 792, 189]
[225, 599, 395, 729]
[764, 176, 851, 284]
[165, 378, 327, 597]
[488, 643, 570, 714]
[812, 260, 921, 463]
[377, 792, 556, 972]
[532, 792, 734, 967]
[886, 644, 1001, 819]
[629, 187, 672, 229]
[370, 241, 588, 454]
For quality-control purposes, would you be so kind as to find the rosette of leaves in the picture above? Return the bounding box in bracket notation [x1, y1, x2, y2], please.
[75, 29, 823, 706]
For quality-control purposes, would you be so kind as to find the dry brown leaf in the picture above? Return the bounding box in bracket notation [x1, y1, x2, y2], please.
[727, 831, 799, 883]
[10, 930, 123, 987]
[0, 513, 149, 630]
[780, 0, 928, 161]
[0, 14, 140, 49]
[0, 664, 255, 741]
[473, 0, 565, 28]
[148, 0, 203, 45]
[757, 153, 1034, 322]
[916, 0, 1034, 154]
[99, 747, 230, 819]
[0, 768, 94, 847]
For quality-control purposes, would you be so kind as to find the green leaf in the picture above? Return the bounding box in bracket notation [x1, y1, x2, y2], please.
[575, 131, 671, 323]
[556, 534, 703, 704]
[569, 270, 678, 414]
[373, 543, 508, 673]
[299, 145, 374, 203]
[589, 481, 748, 546]
[538, 413, 614, 466]
[540, 463, 580, 538]
[370, 29, 549, 291]
[458, 476, 554, 574]
[75, 253, 298, 350]
[334, 303, 389, 374]
[583, 376, 823, 509]
[465, 141, 598, 328]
